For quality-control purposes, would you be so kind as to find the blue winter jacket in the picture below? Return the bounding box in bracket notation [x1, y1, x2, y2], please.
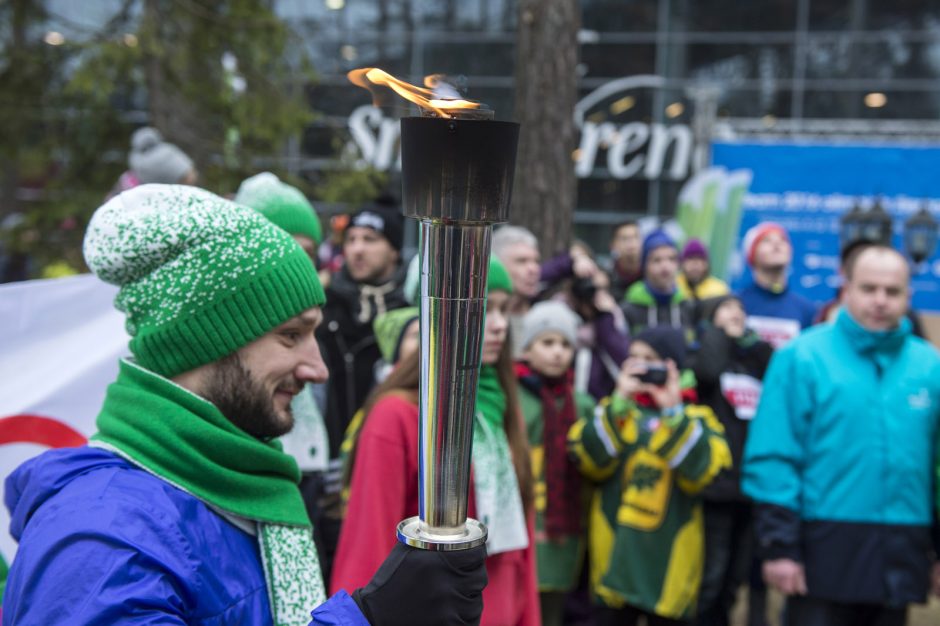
[742, 310, 940, 606]
[736, 281, 817, 331]
[2, 446, 368, 625]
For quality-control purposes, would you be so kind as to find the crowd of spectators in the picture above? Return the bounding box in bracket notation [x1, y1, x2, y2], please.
[300, 194, 940, 626]
[4, 126, 940, 626]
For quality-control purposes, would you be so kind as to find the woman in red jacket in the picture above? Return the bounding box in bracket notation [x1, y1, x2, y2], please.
[332, 257, 540, 626]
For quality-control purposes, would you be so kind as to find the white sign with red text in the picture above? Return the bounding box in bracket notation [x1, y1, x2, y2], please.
[719, 372, 763, 421]
[746, 315, 802, 349]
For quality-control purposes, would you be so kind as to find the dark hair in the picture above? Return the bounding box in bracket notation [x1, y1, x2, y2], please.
[696, 294, 742, 328]
[343, 349, 420, 490]
[840, 239, 876, 271]
[611, 220, 639, 241]
[343, 331, 533, 517]
[493, 330, 534, 517]
[843, 243, 899, 280]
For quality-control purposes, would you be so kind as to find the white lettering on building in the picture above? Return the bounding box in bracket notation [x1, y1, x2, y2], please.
[346, 75, 697, 180]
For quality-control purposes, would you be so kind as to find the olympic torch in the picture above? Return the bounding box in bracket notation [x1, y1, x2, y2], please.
[349, 69, 519, 550]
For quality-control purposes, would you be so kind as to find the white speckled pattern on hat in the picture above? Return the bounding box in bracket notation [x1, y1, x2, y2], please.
[84, 184, 324, 376]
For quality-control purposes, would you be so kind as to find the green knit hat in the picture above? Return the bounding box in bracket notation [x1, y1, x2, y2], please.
[235, 172, 323, 245]
[488, 256, 513, 294]
[84, 184, 326, 377]
[407, 254, 513, 302]
[373, 306, 420, 363]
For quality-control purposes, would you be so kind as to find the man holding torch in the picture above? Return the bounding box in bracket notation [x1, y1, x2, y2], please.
[1, 184, 486, 626]
[5, 65, 523, 626]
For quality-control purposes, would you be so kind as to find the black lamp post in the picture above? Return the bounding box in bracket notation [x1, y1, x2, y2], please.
[903, 204, 939, 265]
[860, 198, 894, 246]
[839, 204, 864, 250]
[840, 199, 893, 253]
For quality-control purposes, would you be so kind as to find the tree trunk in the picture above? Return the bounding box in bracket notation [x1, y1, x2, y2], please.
[141, 0, 218, 172]
[511, 0, 580, 259]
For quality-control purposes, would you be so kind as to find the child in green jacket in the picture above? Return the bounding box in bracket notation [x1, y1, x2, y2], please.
[568, 327, 731, 625]
[516, 301, 595, 626]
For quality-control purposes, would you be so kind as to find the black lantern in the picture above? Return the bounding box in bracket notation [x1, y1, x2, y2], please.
[903, 204, 939, 264]
[839, 203, 864, 250]
[859, 198, 893, 246]
[839, 199, 892, 255]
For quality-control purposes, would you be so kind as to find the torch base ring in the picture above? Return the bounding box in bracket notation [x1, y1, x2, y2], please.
[396, 516, 487, 551]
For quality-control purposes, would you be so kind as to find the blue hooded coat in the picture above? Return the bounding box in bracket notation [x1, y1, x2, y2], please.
[2, 446, 366, 625]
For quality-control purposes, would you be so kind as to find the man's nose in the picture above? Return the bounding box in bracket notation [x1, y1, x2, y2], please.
[346, 238, 364, 254]
[297, 341, 329, 383]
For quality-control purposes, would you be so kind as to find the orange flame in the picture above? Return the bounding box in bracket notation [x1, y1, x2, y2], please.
[348, 68, 482, 118]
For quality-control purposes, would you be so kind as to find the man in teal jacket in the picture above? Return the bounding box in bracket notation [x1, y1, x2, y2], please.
[743, 244, 940, 626]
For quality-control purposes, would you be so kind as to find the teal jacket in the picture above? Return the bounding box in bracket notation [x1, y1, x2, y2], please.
[742, 310, 940, 606]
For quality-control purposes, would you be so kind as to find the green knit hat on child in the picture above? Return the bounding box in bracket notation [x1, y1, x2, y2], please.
[373, 306, 420, 364]
[235, 172, 323, 245]
[83, 184, 325, 377]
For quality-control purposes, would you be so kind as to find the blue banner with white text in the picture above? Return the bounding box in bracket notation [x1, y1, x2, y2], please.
[710, 141, 940, 313]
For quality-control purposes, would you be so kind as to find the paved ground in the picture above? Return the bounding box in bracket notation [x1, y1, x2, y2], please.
[911, 599, 940, 626]
[730, 589, 940, 626]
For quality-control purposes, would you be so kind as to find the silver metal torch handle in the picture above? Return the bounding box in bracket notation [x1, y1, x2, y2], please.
[396, 220, 491, 551]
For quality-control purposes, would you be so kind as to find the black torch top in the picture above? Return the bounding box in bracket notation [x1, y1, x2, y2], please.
[400, 117, 520, 225]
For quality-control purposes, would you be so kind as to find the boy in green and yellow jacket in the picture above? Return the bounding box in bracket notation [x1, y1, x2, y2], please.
[568, 327, 731, 625]
[516, 301, 595, 626]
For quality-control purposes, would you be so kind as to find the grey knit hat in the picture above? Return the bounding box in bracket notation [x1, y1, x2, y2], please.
[519, 301, 581, 351]
[128, 127, 195, 185]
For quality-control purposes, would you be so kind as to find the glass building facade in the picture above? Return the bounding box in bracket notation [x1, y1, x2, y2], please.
[282, 0, 940, 249]
[34, 1, 940, 251]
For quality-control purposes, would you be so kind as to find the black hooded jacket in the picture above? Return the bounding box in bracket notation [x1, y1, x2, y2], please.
[318, 263, 410, 458]
[689, 325, 773, 501]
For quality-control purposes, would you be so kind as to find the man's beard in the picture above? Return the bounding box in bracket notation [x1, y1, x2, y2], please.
[201, 353, 294, 441]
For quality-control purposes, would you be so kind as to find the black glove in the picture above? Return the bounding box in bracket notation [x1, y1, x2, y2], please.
[352, 542, 487, 626]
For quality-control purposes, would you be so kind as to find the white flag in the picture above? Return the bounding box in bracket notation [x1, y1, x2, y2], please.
[0, 274, 128, 564]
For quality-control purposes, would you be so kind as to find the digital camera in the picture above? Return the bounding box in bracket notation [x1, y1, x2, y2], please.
[636, 364, 668, 386]
[570, 277, 597, 304]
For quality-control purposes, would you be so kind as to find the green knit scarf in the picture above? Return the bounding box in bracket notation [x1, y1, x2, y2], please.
[471, 365, 528, 555]
[91, 359, 325, 626]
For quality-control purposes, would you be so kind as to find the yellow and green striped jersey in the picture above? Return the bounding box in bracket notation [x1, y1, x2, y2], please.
[567, 392, 731, 619]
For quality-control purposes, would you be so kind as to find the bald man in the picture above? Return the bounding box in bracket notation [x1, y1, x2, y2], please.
[742, 246, 940, 626]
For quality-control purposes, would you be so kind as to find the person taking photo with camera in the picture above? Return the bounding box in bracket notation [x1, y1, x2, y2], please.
[568, 327, 731, 626]
[565, 269, 631, 401]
